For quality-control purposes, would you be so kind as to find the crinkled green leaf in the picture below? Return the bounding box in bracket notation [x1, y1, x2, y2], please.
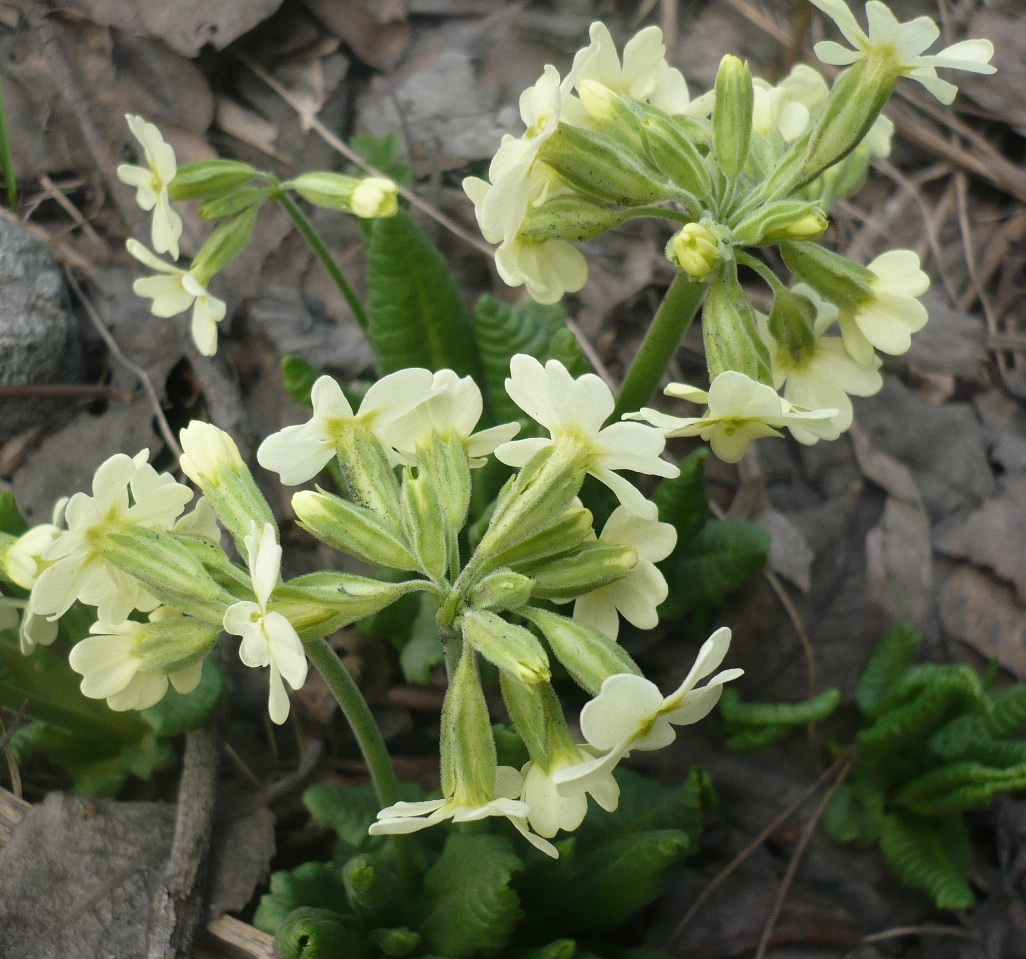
[653, 449, 710, 547]
[275, 906, 371, 959]
[139, 658, 224, 737]
[253, 863, 349, 935]
[895, 761, 1026, 815]
[521, 829, 690, 935]
[303, 783, 383, 856]
[720, 688, 841, 750]
[662, 518, 768, 618]
[984, 685, 1026, 738]
[281, 355, 329, 407]
[822, 779, 885, 846]
[473, 294, 587, 429]
[856, 623, 921, 719]
[418, 833, 524, 957]
[367, 209, 481, 378]
[879, 813, 974, 910]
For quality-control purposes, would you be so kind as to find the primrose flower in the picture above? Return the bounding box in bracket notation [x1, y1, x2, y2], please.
[555, 627, 743, 797]
[764, 285, 883, 442]
[256, 370, 437, 485]
[836, 249, 930, 362]
[378, 369, 520, 467]
[810, 0, 995, 104]
[574, 507, 677, 640]
[572, 22, 691, 115]
[495, 356, 679, 518]
[117, 115, 183, 259]
[521, 747, 620, 838]
[628, 371, 841, 463]
[127, 239, 226, 356]
[69, 618, 205, 712]
[223, 522, 307, 725]
[369, 765, 558, 857]
[468, 62, 587, 246]
[31, 451, 193, 624]
[494, 234, 589, 305]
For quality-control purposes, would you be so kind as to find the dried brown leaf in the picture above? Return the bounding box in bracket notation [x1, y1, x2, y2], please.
[866, 497, 933, 631]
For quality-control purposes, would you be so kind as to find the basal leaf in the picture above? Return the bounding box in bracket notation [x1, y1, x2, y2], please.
[653, 449, 710, 547]
[254, 863, 350, 935]
[139, 658, 224, 737]
[856, 623, 921, 719]
[720, 688, 842, 745]
[418, 833, 524, 957]
[275, 906, 371, 959]
[0, 491, 28, 535]
[879, 813, 974, 910]
[664, 518, 769, 617]
[367, 209, 481, 378]
[822, 779, 885, 845]
[281, 355, 329, 407]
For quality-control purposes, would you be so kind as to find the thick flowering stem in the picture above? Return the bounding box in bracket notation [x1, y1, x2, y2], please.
[613, 273, 706, 420]
[304, 637, 415, 885]
[274, 190, 369, 333]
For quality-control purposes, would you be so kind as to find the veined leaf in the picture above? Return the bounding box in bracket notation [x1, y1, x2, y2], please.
[720, 687, 841, 731]
[253, 863, 349, 935]
[653, 449, 710, 546]
[895, 761, 1026, 815]
[879, 813, 974, 910]
[140, 658, 224, 737]
[822, 779, 885, 846]
[367, 209, 481, 378]
[418, 833, 524, 957]
[856, 622, 920, 719]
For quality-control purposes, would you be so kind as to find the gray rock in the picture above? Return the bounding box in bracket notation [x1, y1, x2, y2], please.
[0, 220, 83, 439]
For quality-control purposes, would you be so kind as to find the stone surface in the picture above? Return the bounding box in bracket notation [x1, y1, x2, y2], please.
[0, 220, 82, 438]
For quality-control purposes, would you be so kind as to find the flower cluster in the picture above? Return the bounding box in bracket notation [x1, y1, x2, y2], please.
[119, 117, 400, 356]
[465, 6, 991, 462]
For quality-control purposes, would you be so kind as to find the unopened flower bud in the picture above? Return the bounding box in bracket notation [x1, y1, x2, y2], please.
[350, 177, 399, 218]
[529, 543, 639, 601]
[461, 608, 550, 684]
[668, 222, 721, 280]
[179, 421, 276, 548]
[467, 568, 534, 613]
[520, 607, 641, 695]
[731, 200, 828, 246]
[713, 55, 754, 180]
[292, 488, 418, 571]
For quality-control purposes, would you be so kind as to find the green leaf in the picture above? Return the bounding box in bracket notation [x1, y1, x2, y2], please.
[856, 623, 921, 719]
[350, 131, 413, 187]
[720, 688, 841, 750]
[473, 294, 588, 428]
[366, 209, 481, 378]
[253, 863, 349, 934]
[303, 781, 425, 860]
[281, 355, 329, 407]
[139, 658, 224, 737]
[895, 761, 1026, 815]
[398, 593, 444, 685]
[522, 829, 690, 934]
[662, 518, 769, 618]
[275, 906, 372, 959]
[653, 449, 710, 546]
[0, 491, 28, 535]
[879, 813, 974, 910]
[984, 685, 1026, 738]
[822, 778, 885, 845]
[418, 833, 525, 957]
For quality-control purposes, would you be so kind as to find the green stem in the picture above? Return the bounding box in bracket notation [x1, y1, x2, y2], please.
[275, 191, 370, 333]
[0, 74, 17, 208]
[612, 273, 706, 419]
[305, 637, 416, 884]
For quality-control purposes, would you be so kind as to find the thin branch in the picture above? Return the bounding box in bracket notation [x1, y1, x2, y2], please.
[63, 269, 182, 458]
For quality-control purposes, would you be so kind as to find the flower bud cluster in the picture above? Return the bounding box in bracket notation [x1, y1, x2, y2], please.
[117, 117, 399, 356]
[466, 5, 994, 462]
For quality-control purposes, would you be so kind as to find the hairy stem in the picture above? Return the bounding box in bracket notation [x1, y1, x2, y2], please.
[612, 273, 706, 419]
[275, 191, 370, 333]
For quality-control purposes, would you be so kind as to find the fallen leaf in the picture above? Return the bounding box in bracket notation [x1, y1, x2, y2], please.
[139, 0, 285, 57]
[754, 506, 814, 593]
[866, 497, 933, 631]
[962, 8, 1026, 137]
[935, 476, 1026, 605]
[0, 793, 274, 958]
[905, 294, 990, 387]
[939, 565, 1026, 678]
[303, 0, 411, 72]
[850, 423, 923, 507]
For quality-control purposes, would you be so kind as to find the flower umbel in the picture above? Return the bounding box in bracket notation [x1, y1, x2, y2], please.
[811, 0, 995, 104]
[223, 522, 308, 724]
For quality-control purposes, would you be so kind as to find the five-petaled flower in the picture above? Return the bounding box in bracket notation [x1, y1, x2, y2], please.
[810, 0, 995, 104]
[555, 627, 743, 797]
[117, 115, 184, 259]
[495, 355, 679, 517]
[127, 239, 227, 357]
[223, 522, 308, 725]
[628, 371, 841, 463]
